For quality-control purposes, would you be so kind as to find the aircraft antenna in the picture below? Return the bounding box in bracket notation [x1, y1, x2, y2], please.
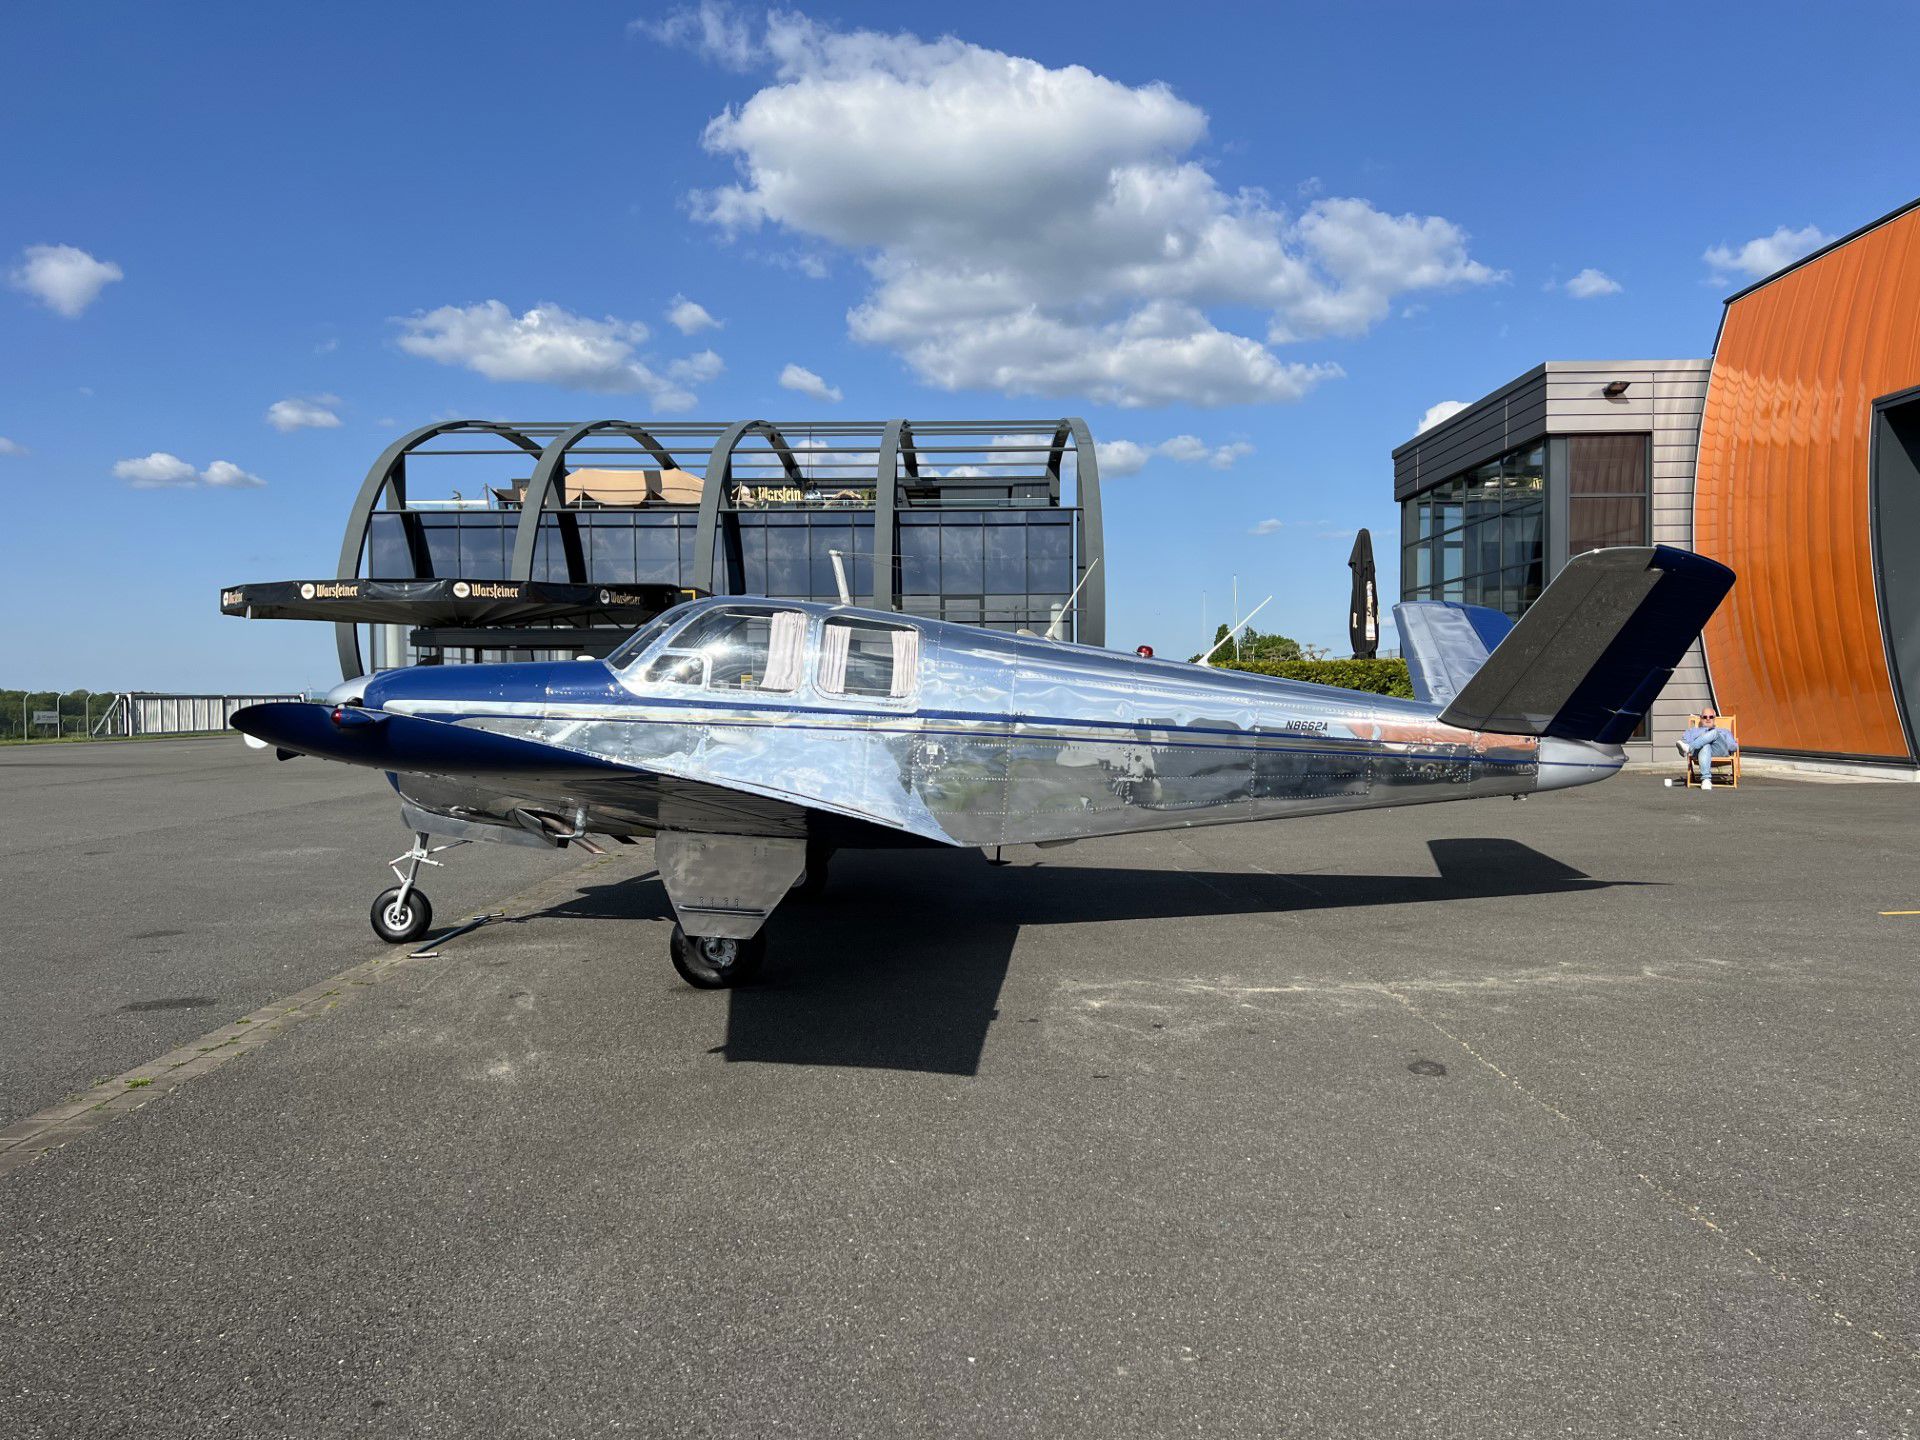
[1198, 595, 1272, 667]
[826, 549, 853, 606]
[1043, 559, 1100, 642]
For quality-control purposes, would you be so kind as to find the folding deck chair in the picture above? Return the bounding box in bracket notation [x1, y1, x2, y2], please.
[1683, 713, 1740, 788]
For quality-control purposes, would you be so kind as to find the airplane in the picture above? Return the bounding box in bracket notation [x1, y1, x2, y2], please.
[230, 544, 1733, 989]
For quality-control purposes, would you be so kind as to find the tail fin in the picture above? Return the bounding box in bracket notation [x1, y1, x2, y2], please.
[1434, 545, 1735, 744]
[1394, 600, 1514, 708]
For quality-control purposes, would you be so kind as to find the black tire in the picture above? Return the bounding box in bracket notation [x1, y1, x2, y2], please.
[370, 886, 434, 944]
[669, 924, 766, 989]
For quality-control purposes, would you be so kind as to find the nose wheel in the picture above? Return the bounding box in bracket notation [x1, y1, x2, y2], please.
[369, 831, 463, 945]
[371, 886, 434, 944]
[669, 925, 766, 989]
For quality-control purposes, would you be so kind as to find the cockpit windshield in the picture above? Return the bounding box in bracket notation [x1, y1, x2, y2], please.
[605, 603, 694, 668]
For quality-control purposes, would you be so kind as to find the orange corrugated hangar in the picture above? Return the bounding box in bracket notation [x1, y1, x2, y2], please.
[1695, 199, 1920, 766]
[1395, 196, 1920, 774]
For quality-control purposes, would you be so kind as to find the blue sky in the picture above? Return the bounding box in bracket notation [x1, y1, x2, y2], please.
[3, 1, 1915, 690]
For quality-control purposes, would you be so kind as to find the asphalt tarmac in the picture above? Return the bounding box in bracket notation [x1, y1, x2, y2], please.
[2, 738, 1916, 1437]
[0, 738, 574, 1125]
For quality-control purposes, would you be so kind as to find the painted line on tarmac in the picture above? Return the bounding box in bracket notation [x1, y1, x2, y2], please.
[0, 851, 626, 1178]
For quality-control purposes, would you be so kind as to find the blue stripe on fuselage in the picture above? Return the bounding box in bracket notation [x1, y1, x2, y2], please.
[411, 702, 1614, 770]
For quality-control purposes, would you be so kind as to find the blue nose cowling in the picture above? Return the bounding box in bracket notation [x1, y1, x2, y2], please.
[230, 658, 630, 777]
[360, 659, 625, 713]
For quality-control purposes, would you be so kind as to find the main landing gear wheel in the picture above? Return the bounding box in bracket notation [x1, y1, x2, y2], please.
[669, 925, 766, 989]
[371, 886, 433, 944]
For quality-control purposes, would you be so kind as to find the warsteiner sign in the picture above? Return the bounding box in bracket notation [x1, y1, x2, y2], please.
[216, 577, 685, 626]
[597, 588, 658, 608]
[733, 483, 805, 506]
[731, 482, 875, 509]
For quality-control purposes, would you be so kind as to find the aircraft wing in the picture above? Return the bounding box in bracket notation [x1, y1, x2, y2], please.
[230, 701, 953, 844]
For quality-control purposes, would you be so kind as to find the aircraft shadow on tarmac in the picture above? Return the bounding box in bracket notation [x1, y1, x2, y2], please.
[546, 837, 1637, 1078]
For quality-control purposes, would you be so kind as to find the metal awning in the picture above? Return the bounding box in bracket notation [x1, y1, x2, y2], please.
[219, 578, 689, 626]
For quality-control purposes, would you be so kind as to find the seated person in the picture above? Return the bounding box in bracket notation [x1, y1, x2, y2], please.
[1676, 706, 1738, 789]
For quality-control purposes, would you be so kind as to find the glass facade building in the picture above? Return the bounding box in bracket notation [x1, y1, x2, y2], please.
[1399, 434, 1649, 621]
[1400, 440, 1546, 617]
[1392, 359, 1710, 759]
[362, 499, 1077, 631]
[332, 418, 1103, 678]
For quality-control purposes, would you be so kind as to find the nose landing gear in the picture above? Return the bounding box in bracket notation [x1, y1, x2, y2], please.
[369, 831, 465, 945]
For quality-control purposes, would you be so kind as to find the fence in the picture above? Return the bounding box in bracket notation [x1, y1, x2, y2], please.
[89, 693, 304, 739]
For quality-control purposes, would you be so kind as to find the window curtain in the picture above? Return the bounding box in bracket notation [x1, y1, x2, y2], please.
[888, 626, 919, 697]
[819, 622, 852, 694]
[764, 611, 807, 691]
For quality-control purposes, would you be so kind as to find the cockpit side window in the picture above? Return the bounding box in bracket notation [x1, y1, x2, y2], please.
[640, 607, 807, 693]
[606, 604, 689, 669]
[819, 618, 919, 699]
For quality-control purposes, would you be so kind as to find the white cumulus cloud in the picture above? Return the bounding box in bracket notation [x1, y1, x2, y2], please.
[1416, 400, 1469, 434]
[779, 362, 843, 403]
[1704, 224, 1834, 282]
[1156, 434, 1209, 464]
[201, 460, 266, 488]
[113, 452, 199, 488]
[265, 395, 343, 431]
[9, 243, 124, 317]
[669, 348, 726, 384]
[0, 436, 26, 457]
[1248, 518, 1283, 536]
[113, 452, 266, 489]
[1094, 434, 1255, 475]
[664, 9, 1497, 407]
[667, 295, 721, 334]
[1564, 267, 1622, 299]
[1095, 439, 1150, 477]
[631, 0, 759, 70]
[393, 300, 699, 409]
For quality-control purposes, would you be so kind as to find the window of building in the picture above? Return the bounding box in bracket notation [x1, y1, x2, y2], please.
[1567, 434, 1649, 554]
[891, 510, 1074, 632]
[634, 516, 682, 585]
[1400, 441, 1545, 619]
[818, 618, 919, 699]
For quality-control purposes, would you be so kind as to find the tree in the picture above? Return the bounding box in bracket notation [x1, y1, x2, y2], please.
[1189, 623, 1305, 664]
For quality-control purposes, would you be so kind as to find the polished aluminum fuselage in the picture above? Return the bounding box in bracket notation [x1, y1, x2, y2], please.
[372, 599, 1622, 850]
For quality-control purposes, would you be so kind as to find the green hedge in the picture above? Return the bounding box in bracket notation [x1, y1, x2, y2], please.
[1213, 657, 1413, 698]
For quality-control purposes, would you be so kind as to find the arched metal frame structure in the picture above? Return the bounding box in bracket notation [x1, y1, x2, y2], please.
[334, 419, 544, 678]
[870, 419, 920, 611]
[693, 420, 805, 595]
[334, 415, 1107, 678]
[865, 419, 1102, 639]
[511, 420, 683, 585]
[1053, 417, 1104, 646]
